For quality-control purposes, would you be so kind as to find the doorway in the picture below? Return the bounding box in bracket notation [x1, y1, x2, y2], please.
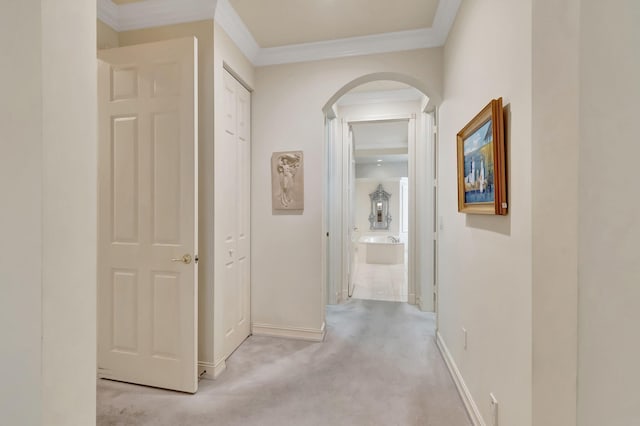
[323, 79, 437, 312]
[349, 119, 410, 302]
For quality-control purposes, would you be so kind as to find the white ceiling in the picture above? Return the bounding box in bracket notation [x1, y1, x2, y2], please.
[355, 154, 408, 165]
[97, 0, 462, 66]
[352, 121, 408, 151]
[228, 0, 439, 48]
[352, 120, 409, 165]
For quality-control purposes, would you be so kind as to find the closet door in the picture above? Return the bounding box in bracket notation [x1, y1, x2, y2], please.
[216, 70, 251, 359]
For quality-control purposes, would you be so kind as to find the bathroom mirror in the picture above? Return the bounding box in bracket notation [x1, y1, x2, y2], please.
[368, 184, 392, 230]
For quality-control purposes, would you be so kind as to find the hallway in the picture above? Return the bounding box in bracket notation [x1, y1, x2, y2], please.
[97, 300, 470, 426]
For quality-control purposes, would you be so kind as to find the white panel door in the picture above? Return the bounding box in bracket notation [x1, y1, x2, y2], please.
[97, 38, 198, 393]
[217, 70, 251, 359]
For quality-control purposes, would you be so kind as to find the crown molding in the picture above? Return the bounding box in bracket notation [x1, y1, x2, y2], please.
[97, 0, 461, 66]
[213, 0, 260, 62]
[254, 28, 438, 67]
[118, 0, 216, 32]
[432, 0, 462, 45]
[97, 0, 217, 32]
[97, 0, 119, 30]
[252, 0, 462, 66]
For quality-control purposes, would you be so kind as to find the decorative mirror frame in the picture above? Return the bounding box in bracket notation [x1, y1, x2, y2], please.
[368, 184, 392, 230]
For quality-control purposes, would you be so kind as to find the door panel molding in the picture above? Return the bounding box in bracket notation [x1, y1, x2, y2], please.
[98, 37, 198, 393]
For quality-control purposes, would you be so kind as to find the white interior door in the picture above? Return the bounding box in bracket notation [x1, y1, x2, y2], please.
[216, 69, 251, 359]
[97, 38, 198, 393]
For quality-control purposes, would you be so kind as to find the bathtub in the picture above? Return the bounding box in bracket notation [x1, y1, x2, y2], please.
[358, 235, 404, 264]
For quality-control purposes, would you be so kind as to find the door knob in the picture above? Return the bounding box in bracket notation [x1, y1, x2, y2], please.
[171, 254, 192, 265]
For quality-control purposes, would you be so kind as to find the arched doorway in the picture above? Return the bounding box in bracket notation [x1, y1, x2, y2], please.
[322, 74, 439, 316]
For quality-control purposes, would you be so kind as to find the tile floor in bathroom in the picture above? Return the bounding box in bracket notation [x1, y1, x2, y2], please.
[351, 246, 408, 302]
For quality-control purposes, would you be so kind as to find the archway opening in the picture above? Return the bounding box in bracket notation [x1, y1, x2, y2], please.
[322, 74, 439, 317]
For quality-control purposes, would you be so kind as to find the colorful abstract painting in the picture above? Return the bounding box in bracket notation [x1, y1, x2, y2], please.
[463, 119, 494, 204]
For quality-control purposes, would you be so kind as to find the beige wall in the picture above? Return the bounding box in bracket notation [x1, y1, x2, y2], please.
[42, 2, 97, 423]
[213, 22, 255, 89]
[1, 1, 97, 425]
[118, 20, 217, 367]
[0, 3, 44, 424]
[97, 19, 119, 49]
[252, 48, 442, 331]
[531, 0, 579, 425]
[437, 1, 533, 425]
[578, 1, 640, 425]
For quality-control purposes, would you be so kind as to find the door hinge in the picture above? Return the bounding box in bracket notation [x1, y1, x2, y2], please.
[194, 254, 199, 264]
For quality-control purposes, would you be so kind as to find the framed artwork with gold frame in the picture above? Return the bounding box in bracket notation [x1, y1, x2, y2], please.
[456, 98, 507, 215]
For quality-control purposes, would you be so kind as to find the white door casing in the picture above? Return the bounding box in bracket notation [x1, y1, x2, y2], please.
[344, 125, 355, 297]
[216, 69, 251, 361]
[337, 114, 418, 305]
[407, 115, 417, 305]
[332, 119, 343, 303]
[349, 135, 357, 294]
[97, 37, 198, 393]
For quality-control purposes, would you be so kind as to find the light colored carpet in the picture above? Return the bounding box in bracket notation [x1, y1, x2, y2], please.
[97, 300, 471, 426]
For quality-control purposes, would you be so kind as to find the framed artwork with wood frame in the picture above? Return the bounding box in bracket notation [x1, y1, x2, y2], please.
[456, 98, 507, 215]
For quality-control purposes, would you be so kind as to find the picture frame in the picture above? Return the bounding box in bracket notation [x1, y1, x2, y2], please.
[457, 98, 507, 215]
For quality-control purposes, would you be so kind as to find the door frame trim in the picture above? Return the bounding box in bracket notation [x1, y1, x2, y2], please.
[328, 112, 418, 305]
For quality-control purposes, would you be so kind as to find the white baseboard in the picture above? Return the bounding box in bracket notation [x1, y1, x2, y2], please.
[252, 322, 326, 342]
[418, 296, 428, 312]
[197, 359, 226, 380]
[408, 292, 416, 305]
[417, 297, 436, 313]
[436, 331, 486, 426]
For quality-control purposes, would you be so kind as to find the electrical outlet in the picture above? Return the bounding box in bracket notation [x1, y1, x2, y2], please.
[462, 327, 467, 350]
[490, 393, 498, 426]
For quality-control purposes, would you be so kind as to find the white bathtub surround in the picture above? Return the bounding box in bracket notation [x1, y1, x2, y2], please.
[359, 235, 405, 264]
[352, 236, 408, 302]
[366, 241, 404, 264]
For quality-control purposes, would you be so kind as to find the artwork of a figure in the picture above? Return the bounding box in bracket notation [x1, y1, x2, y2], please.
[271, 151, 304, 211]
[277, 153, 301, 207]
